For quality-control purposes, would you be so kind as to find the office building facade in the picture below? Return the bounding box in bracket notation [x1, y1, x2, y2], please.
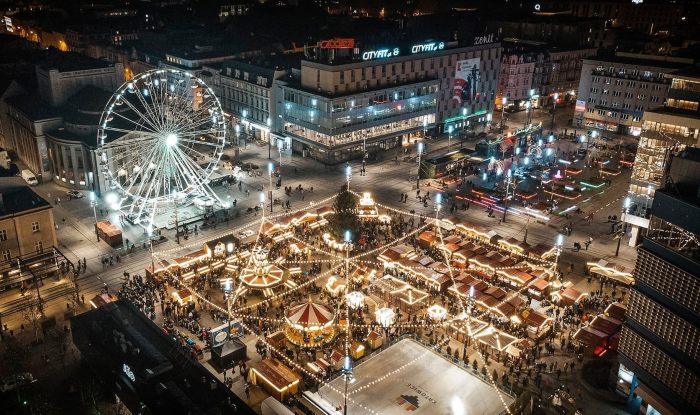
[574, 53, 692, 136]
[624, 69, 700, 243]
[618, 149, 700, 415]
[278, 38, 501, 163]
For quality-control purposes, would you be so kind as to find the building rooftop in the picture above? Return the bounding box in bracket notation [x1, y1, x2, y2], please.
[71, 299, 255, 415]
[0, 186, 51, 217]
[670, 64, 700, 81]
[38, 51, 115, 72]
[585, 52, 693, 70]
[5, 94, 62, 121]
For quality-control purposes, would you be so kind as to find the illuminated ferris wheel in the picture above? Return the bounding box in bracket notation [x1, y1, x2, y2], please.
[97, 69, 227, 228]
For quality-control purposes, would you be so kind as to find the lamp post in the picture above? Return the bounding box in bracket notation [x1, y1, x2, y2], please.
[616, 197, 631, 256]
[448, 125, 454, 148]
[268, 161, 274, 213]
[267, 117, 272, 159]
[241, 109, 248, 148]
[90, 192, 99, 242]
[501, 96, 507, 133]
[502, 169, 512, 223]
[461, 108, 468, 147]
[423, 119, 428, 139]
[554, 234, 564, 278]
[342, 355, 354, 415]
[234, 124, 241, 159]
[416, 142, 424, 190]
[551, 93, 559, 129]
[525, 101, 532, 127]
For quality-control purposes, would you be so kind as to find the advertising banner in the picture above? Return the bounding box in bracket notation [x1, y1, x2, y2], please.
[453, 58, 480, 104]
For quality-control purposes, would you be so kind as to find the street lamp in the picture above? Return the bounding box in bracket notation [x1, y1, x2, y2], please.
[551, 93, 559, 129]
[416, 142, 424, 191]
[616, 197, 631, 256]
[267, 161, 274, 213]
[423, 119, 428, 139]
[90, 191, 99, 242]
[554, 234, 564, 277]
[502, 169, 513, 223]
[525, 101, 532, 127]
[342, 355, 354, 415]
[267, 117, 272, 159]
[501, 96, 507, 133]
[448, 125, 454, 148]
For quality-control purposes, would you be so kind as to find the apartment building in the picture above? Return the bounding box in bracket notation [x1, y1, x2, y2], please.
[574, 53, 693, 135]
[0, 186, 57, 260]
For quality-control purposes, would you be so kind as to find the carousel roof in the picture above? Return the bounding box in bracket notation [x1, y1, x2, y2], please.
[286, 302, 335, 328]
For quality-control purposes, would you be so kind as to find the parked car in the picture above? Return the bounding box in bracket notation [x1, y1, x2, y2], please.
[66, 190, 84, 199]
[20, 169, 38, 186]
[0, 373, 36, 393]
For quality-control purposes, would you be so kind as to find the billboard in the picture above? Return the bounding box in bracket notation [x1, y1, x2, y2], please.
[575, 99, 586, 113]
[453, 58, 480, 104]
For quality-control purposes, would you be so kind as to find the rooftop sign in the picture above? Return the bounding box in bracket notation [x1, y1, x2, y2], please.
[320, 38, 355, 49]
[473, 34, 496, 46]
[361, 40, 446, 61]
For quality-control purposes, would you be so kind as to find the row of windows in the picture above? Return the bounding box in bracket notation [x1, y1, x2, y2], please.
[585, 108, 641, 122]
[620, 326, 700, 408]
[592, 76, 664, 90]
[627, 290, 700, 361]
[0, 241, 44, 260]
[0, 222, 40, 240]
[634, 249, 700, 313]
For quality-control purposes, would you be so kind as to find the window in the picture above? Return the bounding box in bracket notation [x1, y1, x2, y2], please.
[603, 89, 609, 95]
[625, 92, 633, 99]
[35, 241, 43, 253]
[650, 96, 659, 103]
[31, 222, 40, 232]
[1, 249, 10, 261]
[0, 229, 6, 241]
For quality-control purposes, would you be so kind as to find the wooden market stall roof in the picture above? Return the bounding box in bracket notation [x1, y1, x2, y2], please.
[524, 310, 553, 330]
[589, 315, 622, 337]
[604, 302, 626, 321]
[573, 326, 608, 347]
[249, 359, 300, 394]
[553, 286, 588, 306]
[586, 259, 634, 285]
[417, 231, 437, 246]
[475, 326, 519, 352]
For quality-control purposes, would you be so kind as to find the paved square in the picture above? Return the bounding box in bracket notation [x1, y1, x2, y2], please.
[313, 339, 513, 415]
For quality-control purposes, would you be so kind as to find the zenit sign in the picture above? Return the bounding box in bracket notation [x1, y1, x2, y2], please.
[361, 41, 446, 61]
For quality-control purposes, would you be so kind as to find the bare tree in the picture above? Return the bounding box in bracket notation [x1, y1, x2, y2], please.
[21, 293, 43, 344]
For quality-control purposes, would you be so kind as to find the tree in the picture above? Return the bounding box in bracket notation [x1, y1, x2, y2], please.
[327, 184, 359, 241]
[21, 293, 43, 344]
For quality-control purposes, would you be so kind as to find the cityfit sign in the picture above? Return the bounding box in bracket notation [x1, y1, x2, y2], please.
[473, 33, 496, 45]
[362, 40, 445, 61]
[362, 48, 400, 60]
[411, 41, 445, 54]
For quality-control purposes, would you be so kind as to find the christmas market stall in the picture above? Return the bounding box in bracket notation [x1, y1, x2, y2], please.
[248, 359, 301, 402]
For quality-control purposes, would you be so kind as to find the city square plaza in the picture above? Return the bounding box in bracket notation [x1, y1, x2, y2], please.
[309, 338, 514, 415]
[136, 188, 607, 414]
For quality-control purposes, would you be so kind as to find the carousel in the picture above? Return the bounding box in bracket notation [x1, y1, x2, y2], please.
[239, 247, 284, 296]
[284, 301, 336, 348]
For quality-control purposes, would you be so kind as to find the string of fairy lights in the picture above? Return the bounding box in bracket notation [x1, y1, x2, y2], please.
[144, 186, 569, 414]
